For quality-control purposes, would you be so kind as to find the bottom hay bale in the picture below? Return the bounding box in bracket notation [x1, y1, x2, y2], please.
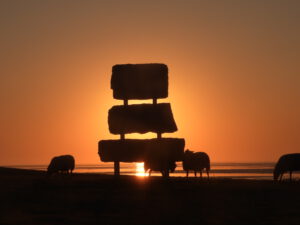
[98, 138, 185, 162]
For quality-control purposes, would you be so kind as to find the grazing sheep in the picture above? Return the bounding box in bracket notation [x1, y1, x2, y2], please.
[47, 155, 75, 175]
[144, 159, 176, 178]
[274, 153, 300, 181]
[183, 150, 210, 178]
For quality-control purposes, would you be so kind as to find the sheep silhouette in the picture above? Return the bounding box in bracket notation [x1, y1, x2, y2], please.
[144, 159, 176, 178]
[183, 150, 210, 178]
[274, 153, 300, 181]
[47, 155, 75, 175]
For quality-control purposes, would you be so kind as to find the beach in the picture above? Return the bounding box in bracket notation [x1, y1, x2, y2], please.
[1, 167, 300, 225]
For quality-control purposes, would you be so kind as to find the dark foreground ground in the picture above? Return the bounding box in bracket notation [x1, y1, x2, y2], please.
[1, 167, 300, 225]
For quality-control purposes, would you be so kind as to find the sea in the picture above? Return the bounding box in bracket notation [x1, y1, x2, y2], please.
[5, 162, 295, 180]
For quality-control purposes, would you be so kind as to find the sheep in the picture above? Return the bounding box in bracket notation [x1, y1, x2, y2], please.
[144, 159, 176, 178]
[183, 150, 210, 178]
[273, 153, 300, 181]
[47, 155, 75, 175]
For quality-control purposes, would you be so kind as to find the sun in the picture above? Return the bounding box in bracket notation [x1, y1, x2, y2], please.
[135, 162, 147, 177]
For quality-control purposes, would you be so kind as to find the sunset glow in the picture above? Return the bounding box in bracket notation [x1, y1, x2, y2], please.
[0, 1, 299, 165]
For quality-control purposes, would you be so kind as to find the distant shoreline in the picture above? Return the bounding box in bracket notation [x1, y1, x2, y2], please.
[0, 162, 281, 180]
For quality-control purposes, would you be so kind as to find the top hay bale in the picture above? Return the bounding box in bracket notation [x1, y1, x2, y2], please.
[111, 63, 168, 100]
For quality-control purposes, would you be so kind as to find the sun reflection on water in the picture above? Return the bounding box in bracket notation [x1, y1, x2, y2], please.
[135, 163, 147, 177]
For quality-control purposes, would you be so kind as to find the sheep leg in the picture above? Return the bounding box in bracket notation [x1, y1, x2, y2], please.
[161, 169, 168, 178]
[186, 170, 189, 177]
[200, 171, 203, 178]
[165, 169, 169, 178]
[194, 171, 197, 177]
[207, 170, 209, 180]
[279, 173, 283, 181]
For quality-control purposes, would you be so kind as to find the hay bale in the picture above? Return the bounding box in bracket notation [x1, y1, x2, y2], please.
[111, 63, 168, 100]
[108, 103, 177, 134]
[98, 138, 185, 162]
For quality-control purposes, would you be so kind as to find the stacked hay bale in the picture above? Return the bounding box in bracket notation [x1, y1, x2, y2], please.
[98, 63, 185, 177]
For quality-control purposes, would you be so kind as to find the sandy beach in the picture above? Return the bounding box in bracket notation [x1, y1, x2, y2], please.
[1, 167, 300, 225]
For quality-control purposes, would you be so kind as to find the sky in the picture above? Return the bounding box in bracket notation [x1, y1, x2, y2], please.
[0, 0, 299, 165]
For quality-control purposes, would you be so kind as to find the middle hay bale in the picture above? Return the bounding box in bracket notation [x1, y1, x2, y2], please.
[108, 103, 177, 135]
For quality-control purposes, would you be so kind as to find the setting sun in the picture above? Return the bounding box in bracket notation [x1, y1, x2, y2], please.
[135, 163, 147, 177]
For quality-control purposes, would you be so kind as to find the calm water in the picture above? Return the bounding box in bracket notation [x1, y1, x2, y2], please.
[5, 162, 293, 180]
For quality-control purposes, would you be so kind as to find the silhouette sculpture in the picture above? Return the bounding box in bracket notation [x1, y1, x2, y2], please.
[274, 153, 300, 181]
[98, 64, 185, 177]
[183, 150, 210, 178]
[47, 155, 75, 175]
[144, 158, 177, 177]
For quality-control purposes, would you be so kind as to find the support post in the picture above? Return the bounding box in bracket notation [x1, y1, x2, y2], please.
[153, 98, 157, 105]
[114, 161, 120, 176]
[114, 133, 125, 176]
[157, 132, 162, 139]
[120, 133, 125, 140]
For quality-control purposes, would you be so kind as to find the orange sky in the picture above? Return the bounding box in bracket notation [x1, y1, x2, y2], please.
[0, 1, 299, 165]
